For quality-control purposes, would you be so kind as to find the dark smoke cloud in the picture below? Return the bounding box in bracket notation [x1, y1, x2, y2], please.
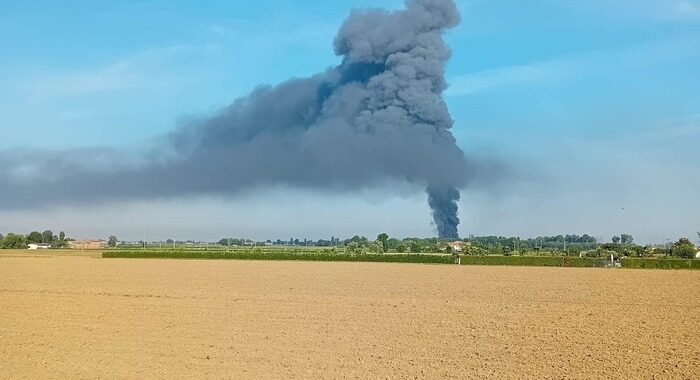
[1, 0, 468, 238]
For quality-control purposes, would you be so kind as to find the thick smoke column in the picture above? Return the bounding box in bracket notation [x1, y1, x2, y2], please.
[427, 185, 460, 239]
[0, 0, 467, 238]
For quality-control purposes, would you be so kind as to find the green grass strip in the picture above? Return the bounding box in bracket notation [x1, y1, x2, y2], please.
[458, 255, 609, 267]
[621, 258, 700, 270]
[102, 249, 455, 264]
[102, 250, 699, 269]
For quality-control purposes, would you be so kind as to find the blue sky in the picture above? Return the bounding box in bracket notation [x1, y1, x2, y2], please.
[1, 0, 699, 243]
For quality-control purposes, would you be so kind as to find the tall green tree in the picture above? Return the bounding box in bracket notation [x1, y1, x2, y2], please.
[671, 238, 696, 259]
[367, 241, 384, 254]
[376, 233, 389, 253]
[346, 242, 362, 254]
[1, 233, 27, 249]
[612, 236, 621, 244]
[108, 236, 118, 247]
[27, 231, 42, 244]
[52, 231, 68, 248]
[41, 230, 53, 243]
[620, 234, 634, 245]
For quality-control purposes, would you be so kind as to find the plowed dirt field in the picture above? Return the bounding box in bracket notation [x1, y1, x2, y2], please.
[1, 253, 698, 379]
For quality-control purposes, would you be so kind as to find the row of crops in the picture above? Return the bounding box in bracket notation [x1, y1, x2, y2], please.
[103, 249, 699, 269]
[458, 255, 611, 267]
[103, 249, 455, 264]
[620, 258, 700, 269]
[459, 256, 699, 269]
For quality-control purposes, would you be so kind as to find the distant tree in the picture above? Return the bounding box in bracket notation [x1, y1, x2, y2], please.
[27, 231, 42, 244]
[51, 231, 69, 248]
[40, 230, 53, 244]
[620, 234, 634, 245]
[108, 236, 118, 247]
[385, 238, 401, 251]
[367, 242, 384, 254]
[489, 244, 503, 256]
[612, 236, 621, 244]
[1, 233, 27, 249]
[670, 238, 696, 259]
[376, 233, 389, 253]
[566, 246, 581, 257]
[0, 233, 4, 241]
[468, 246, 488, 256]
[346, 242, 362, 254]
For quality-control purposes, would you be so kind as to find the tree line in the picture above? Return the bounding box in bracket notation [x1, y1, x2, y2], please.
[0, 230, 70, 249]
[213, 232, 698, 259]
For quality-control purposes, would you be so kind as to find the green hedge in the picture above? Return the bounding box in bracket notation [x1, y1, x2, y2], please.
[458, 255, 609, 268]
[102, 250, 699, 269]
[102, 249, 454, 264]
[621, 258, 699, 270]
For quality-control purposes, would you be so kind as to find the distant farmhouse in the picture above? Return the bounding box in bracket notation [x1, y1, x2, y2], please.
[696, 247, 700, 259]
[448, 241, 469, 252]
[28, 243, 51, 250]
[68, 240, 108, 250]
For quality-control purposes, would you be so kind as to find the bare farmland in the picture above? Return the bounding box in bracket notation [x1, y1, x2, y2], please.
[0, 253, 698, 379]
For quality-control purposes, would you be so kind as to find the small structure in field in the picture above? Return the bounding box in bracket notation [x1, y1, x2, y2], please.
[696, 248, 700, 259]
[68, 240, 108, 250]
[447, 241, 469, 252]
[28, 243, 51, 250]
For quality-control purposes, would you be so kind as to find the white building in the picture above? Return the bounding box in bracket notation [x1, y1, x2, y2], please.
[448, 241, 468, 252]
[28, 243, 51, 250]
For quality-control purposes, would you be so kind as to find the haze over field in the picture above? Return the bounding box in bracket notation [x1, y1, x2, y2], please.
[0, 0, 699, 242]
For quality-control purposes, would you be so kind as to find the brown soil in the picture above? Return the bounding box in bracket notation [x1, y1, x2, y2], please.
[1, 254, 698, 379]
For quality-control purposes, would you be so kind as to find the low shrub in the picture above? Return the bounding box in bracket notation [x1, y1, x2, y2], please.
[621, 258, 698, 270]
[102, 249, 699, 270]
[458, 255, 608, 268]
[102, 249, 454, 264]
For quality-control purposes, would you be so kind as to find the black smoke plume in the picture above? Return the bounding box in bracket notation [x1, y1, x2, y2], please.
[1, 0, 468, 238]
